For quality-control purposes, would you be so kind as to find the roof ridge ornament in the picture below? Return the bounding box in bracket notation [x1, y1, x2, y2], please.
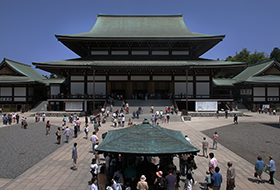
[143, 117, 150, 124]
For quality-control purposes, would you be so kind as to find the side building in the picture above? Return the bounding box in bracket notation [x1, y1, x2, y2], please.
[33, 14, 247, 113]
[213, 59, 280, 111]
[0, 58, 65, 112]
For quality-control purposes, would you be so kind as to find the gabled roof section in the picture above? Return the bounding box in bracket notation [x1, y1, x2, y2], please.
[233, 59, 280, 84]
[0, 58, 46, 84]
[56, 14, 225, 39]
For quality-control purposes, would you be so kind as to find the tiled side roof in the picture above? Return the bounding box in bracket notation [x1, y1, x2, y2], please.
[1, 58, 46, 84]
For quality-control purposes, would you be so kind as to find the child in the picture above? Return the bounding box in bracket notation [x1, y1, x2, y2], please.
[184, 173, 193, 190]
[205, 170, 211, 189]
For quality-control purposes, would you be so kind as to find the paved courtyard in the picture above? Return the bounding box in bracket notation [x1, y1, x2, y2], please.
[0, 111, 279, 190]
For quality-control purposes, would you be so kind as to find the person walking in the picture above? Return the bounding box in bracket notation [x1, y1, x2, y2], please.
[98, 166, 107, 190]
[213, 132, 218, 149]
[255, 156, 265, 183]
[154, 171, 165, 190]
[202, 137, 209, 158]
[265, 156, 276, 185]
[90, 131, 99, 154]
[72, 142, 78, 170]
[91, 177, 98, 190]
[46, 120, 51, 135]
[226, 162, 235, 190]
[55, 127, 62, 144]
[42, 113, 46, 122]
[165, 170, 177, 190]
[212, 167, 222, 190]
[63, 126, 72, 143]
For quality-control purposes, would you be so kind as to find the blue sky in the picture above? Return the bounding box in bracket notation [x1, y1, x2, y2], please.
[0, 0, 279, 75]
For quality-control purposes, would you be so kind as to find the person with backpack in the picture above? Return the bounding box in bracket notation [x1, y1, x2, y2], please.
[154, 171, 165, 190]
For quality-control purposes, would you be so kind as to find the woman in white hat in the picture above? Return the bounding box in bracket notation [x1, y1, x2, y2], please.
[136, 175, 149, 190]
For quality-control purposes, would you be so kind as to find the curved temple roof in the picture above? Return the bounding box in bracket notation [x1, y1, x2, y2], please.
[56, 14, 225, 39]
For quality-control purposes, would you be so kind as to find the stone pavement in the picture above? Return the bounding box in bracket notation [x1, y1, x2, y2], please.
[0, 111, 279, 190]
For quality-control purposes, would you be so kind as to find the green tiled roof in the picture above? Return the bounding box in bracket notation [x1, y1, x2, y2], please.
[233, 59, 280, 84]
[212, 78, 236, 86]
[33, 59, 245, 68]
[43, 78, 66, 85]
[96, 118, 200, 155]
[1, 58, 46, 84]
[0, 75, 34, 84]
[56, 15, 225, 39]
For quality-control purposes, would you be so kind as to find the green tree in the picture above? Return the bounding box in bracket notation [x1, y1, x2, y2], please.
[270, 47, 280, 62]
[225, 48, 269, 66]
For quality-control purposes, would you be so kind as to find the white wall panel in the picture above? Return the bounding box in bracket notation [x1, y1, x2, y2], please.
[71, 76, 84, 81]
[65, 102, 83, 111]
[153, 76, 171, 81]
[174, 82, 193, 95]
[196, 101, 217, 111]
[109, 76, 128, 81]
[254, 87, 265, 96]
[0, 87, 12, 96]
[71, 82, 84, 94]
[267, 87, 279, 96]
[174, 76, 193, 81]
[50, 85, 60, 95]
[196, 76, 209, 81]
[14, 87, 26, 96]
[14, 97, 26, 102]
[196, 82, 209, 95]
[254, 97, 265, 102]
[87, 82, 106, 94]
[87, 76, 106, 81]
[131, 76, 150, 81]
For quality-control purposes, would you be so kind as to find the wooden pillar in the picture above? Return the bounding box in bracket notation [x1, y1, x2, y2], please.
[92, 69, 96, 110]
[186, 69, 188, 114]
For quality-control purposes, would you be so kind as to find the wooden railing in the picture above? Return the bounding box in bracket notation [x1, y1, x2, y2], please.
[48, 94, 107, 99]
[174, 94, 233, 99]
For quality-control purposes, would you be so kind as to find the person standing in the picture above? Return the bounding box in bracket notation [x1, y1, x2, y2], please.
[213, 132, 218, 149]
[91, 177, 98, 190]
[42, 113, 46, 122]
[76, 118, 81, 132]
[136, 175, 149, 190]
[98, 166, 107, 190]
[202, 137, 209, 158]
[46, 120, 51, 135]
[255, 156, 265, 183]
[72, 142, 78, 170]
[212, 167, 222, 190]
[184, 173, 193, 190]
[84, 124, 89, 139]
[90, 131, 99, 154]
[63, 126, 72, 143]
[209, 153, 218, 176]
[55, 127, 62, 144]
[90, 158, 98, 178]
[226, 162, 235, 190]
[154, 171, 165, 190]
[265, 156, 276, 185]
[165, 170, 177, 190]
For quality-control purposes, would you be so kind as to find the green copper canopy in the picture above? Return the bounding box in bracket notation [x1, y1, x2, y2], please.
[96, 118, 200, 155]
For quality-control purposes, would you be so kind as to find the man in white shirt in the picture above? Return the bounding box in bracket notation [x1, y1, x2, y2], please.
[209, 153, 218, 175]
[90, 131, 98, 154]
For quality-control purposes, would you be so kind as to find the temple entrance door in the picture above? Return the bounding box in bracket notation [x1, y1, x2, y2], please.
[132, 82, 148, 100]
[155, 82, 173, 99]
[111, 82, 126, 99]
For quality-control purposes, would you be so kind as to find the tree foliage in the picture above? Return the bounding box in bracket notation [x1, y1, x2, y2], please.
[270, 47, 280, 62]
[225, 48, 269, 66]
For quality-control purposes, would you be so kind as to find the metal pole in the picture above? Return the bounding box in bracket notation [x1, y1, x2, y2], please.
[186, 68, 188, 115]
[92, 69, 95, 112]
